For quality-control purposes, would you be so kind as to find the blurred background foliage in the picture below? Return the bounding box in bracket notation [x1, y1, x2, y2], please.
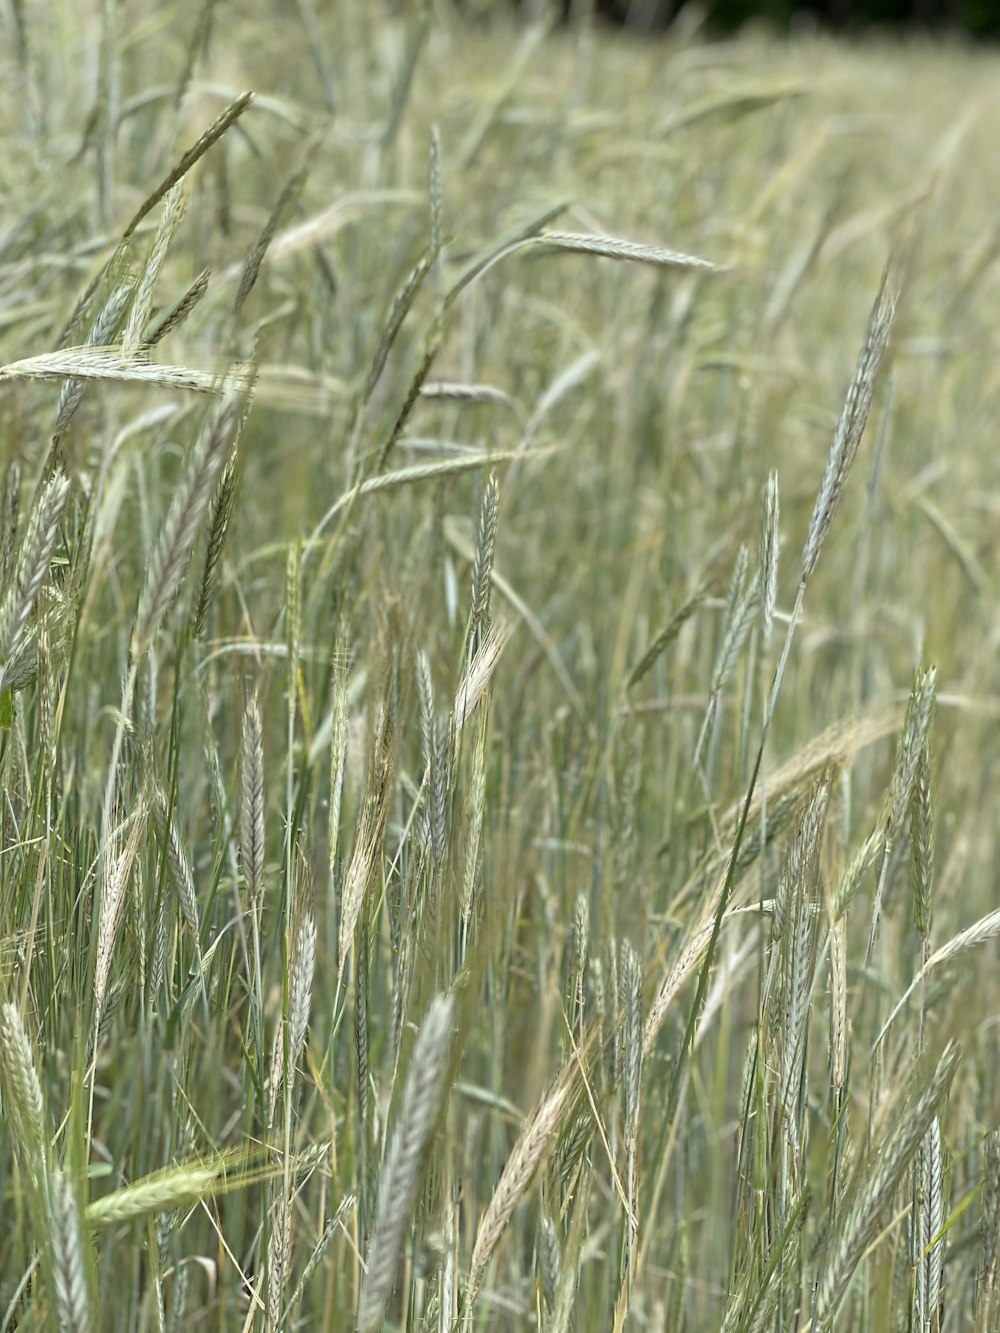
[456, 0, 1000, 39]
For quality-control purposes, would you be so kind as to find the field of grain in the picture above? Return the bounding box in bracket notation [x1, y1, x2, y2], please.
[1, 3, 999, 1329]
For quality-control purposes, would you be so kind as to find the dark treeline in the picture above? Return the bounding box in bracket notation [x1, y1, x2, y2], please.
[492, 0, 999, 37]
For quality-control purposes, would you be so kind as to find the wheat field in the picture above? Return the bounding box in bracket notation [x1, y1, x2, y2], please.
[1, 3, 999, 1329]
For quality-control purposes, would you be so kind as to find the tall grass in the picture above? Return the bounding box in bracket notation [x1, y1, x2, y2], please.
[1, 4, 999, 1329]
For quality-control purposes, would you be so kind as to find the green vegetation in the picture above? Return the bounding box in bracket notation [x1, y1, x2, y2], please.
[2, 5, 999, 1329]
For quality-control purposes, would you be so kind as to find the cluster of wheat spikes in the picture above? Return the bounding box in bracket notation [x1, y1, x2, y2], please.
[2, 3, 1000, 1329]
